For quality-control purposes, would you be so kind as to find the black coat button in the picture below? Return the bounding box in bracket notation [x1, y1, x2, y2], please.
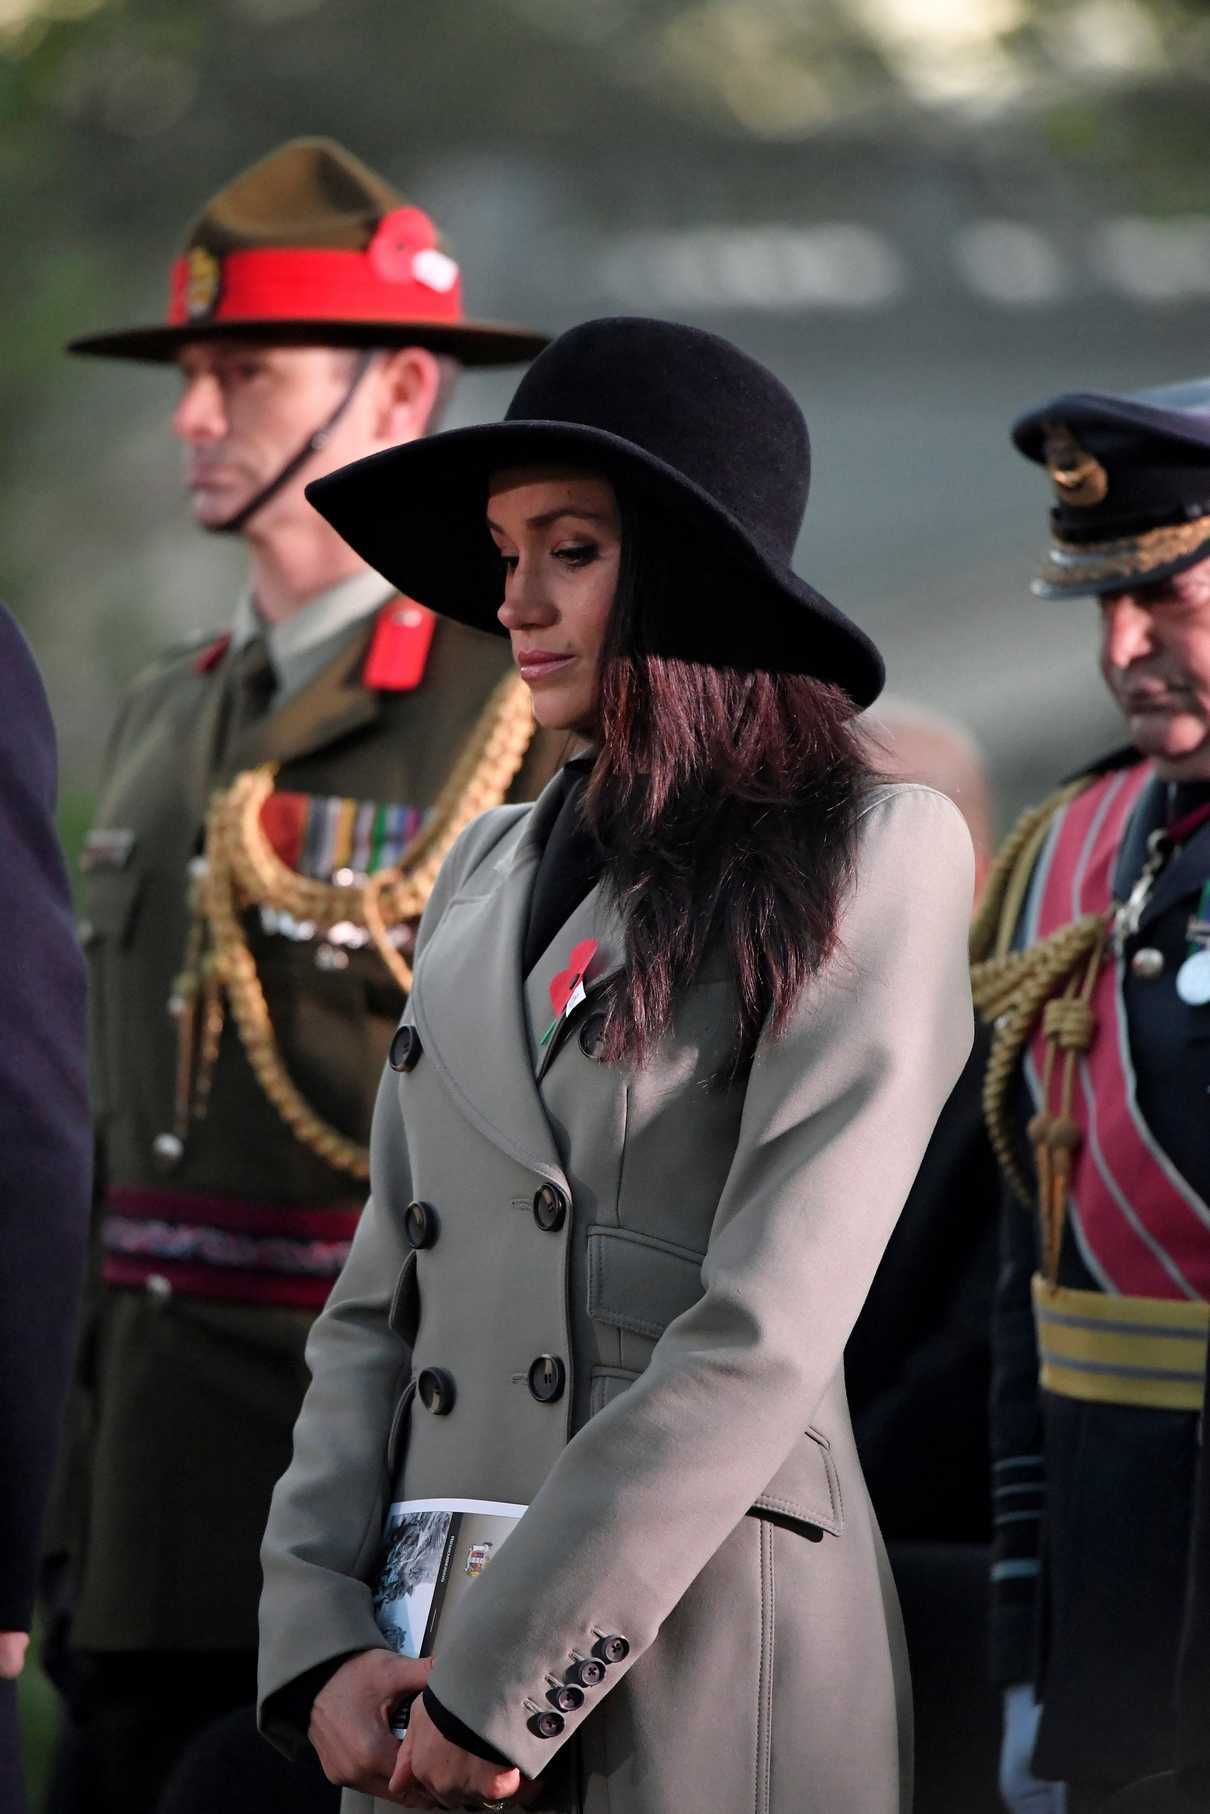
[594, 1634, 630, 1666]
[569, 1656, 606, 1689]
[529, 1710, 565, 1741]
[532, 1183, 568, 1233]
[528, 1354, 566, 1404]
[417, 1367, 455, 1415]
[547, 1683, 584, 1714]
[404, 1199, 438, 1250]
[389, 1025, 422, 1072]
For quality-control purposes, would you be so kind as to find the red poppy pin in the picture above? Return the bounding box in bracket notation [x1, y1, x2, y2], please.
[540, 938, 599, 1046]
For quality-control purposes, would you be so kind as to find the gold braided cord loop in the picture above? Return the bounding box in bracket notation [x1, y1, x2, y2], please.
[970, 776, 1110, 1219]
[190, 671, 536, 1179]
[203, 782, 372, 1178]
[1041, 996, 1095, 1051]
[969, 779, 1085, 966]
[219, 670, 536, 975]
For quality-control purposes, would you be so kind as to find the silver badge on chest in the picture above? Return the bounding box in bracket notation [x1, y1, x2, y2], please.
[1176, 946, 1210, 1005]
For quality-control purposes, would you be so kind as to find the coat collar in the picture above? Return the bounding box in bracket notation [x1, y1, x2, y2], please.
[409, 767, 626, 1186]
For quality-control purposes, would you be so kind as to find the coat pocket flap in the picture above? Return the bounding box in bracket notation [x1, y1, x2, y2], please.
[586, 1225, 705, 1341]
[752, 1426, 845, 1538]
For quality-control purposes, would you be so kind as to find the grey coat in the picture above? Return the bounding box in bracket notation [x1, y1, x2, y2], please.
[259, 776, 974, 1814]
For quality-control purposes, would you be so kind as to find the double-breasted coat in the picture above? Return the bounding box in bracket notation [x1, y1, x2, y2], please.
[259, 776, 974, 1814]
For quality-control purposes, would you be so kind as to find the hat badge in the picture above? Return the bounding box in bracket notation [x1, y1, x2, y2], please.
[184, 245, 222, 321]
[1043, 420, 1109, 509]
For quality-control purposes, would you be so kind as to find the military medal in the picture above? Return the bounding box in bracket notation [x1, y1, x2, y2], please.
[1176, 878, 1210, 1004]
[1176, 947, 1210, 1005]
[1114, 802, 1210, 976]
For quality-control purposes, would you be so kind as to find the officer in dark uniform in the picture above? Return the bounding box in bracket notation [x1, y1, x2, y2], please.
[45, 138, 562, 1814]
[971, 377, 1210, 1812]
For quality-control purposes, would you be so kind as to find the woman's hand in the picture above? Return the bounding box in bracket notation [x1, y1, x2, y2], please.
[308, 1648, 434, 1803]
[389, 1690, 527, 1810]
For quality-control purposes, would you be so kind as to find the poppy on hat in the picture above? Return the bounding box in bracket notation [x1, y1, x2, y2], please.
[305, 315, 885, 707]
[68, 136, 546, 368]
[1014, 375, 1210, 597]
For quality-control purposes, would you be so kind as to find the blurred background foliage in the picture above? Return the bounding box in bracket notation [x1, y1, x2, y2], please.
[6, 0, 1210, 826]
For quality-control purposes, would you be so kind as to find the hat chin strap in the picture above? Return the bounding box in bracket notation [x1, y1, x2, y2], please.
[208, 350, 374, 536]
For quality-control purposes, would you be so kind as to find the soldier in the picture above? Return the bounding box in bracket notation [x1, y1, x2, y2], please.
[971, 378, 1210, 1812]
[46, 137, 560, 1814]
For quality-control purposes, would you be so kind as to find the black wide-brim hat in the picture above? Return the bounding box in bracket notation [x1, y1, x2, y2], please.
[1014, 375, 1210, 597]
[68, 137, 546, 369]
[306, 316, 885, 707]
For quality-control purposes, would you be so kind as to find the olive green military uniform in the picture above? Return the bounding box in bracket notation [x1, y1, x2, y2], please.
[70, 598, 560, 1655]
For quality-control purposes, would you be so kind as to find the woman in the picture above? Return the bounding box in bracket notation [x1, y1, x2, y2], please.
[258, 317, 974, 1814]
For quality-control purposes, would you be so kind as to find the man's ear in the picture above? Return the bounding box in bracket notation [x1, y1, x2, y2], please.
[372, 347, 443, 445]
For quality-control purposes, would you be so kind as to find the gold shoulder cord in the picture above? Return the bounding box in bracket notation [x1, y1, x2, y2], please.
[970, 776, 1112, 1283]
[173, 671, 535, 1181]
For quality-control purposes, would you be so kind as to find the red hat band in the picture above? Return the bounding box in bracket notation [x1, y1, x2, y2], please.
[167, 206, 464, 330]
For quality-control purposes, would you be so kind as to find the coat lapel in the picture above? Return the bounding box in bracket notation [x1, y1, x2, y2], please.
[1115, 775, 1210, 934]
[1140, 817, 1210, 932]
[409, 771, 626, 1186]
[527, 884, 626, 1085]
[408, 775, 567, 1189]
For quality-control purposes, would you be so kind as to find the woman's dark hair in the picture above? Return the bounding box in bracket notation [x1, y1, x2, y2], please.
[584, 492, 880, 1077]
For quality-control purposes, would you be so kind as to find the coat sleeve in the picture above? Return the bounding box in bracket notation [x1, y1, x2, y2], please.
[425, 784, 975, 1776]
[0, 604, 92, 1634]
[257, 804, 529, 1754]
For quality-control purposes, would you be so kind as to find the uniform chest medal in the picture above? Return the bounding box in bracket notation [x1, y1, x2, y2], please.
[1176, 879, 1210, 1005]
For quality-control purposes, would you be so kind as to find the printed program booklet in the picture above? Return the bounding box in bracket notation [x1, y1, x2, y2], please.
[372, 1496, 526, 1732]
